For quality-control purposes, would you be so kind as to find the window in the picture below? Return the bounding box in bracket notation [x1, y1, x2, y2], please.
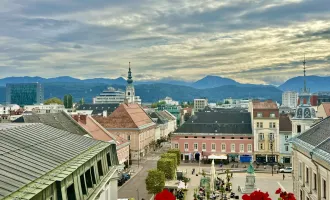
[221, 144, 226, 152]
[97, 160, 104, 177]
[297, 125, 301, 133]
[194, 143, 198, 151]
[211, 143, 216, 151]
[269, 133, 274, 141]
[240, 144, 244, 152]
[212, 137, 215, 139]
[323, 179, 326, 198]
[231, 137, 235, 139]
[269, 122, 276, 128]
[270, 113, 275, 118]
[247, 144, 252, 152]
[260, 122, 263, 128]
[240, 137, 243, 139]
[184, 143, 188, 150]
[272, 122, 276, 128]
[231, 144, 235, 152]
[66, 183, 76, 200]
[85, 169, 93, 188]
[285, 145, 289, 151]
[269, 143, 273, 151]
[106, 153, 112, 167]
[313, 173, 317, 190]
[202, 143, 206, 151]
[127, 135, 130, 141]
[259, 133, 264, 140]
[257, 112, 263, 117]
[185, 136, 188, 138]
[285, 135, 289, 140]
[259, 143, 264, 150]
[80, 174, 87, 195]
[91, 166, 96, 184]
[299, 162, 302, 178]
[194, 136, 197, 138]
[222, 137, 225, 139]
[306, 167, 309, 184]
[174, 143, 179, 149]
[257, 122, 259, 128]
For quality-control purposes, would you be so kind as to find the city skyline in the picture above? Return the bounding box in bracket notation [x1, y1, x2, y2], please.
[1, 0, 330, 84]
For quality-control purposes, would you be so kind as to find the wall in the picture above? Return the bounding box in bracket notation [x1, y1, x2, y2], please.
[116, 145, 130, 165]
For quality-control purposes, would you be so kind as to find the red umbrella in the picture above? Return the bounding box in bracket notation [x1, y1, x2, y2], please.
[154, 189, 175, 200]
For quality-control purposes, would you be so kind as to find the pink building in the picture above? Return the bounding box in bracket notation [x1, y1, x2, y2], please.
[72, 114, 130, 166]
[171, 109, 254, 162]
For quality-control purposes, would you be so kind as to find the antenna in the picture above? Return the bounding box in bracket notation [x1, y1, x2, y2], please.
[129, 61, 131, 69]
[303, 55, 307, 93]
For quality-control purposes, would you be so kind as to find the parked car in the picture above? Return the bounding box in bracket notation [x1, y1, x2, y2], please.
[279, 167, 292, 173]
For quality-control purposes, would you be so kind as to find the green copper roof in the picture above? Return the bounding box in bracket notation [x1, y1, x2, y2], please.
[247, 162, 255, 174]
[127, 66, 133, 84]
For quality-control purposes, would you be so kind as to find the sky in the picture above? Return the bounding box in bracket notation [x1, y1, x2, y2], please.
[1, 0, 330, 85]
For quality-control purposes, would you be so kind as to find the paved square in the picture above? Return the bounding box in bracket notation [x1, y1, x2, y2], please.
[178, 166, 293, 200]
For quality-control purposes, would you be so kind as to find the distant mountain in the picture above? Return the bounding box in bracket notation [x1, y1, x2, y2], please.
[0, 83, 282, 104]
[279, 76, 330, 92]
[191, 75, 240, 89]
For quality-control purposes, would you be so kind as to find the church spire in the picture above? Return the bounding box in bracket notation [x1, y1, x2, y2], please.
[303, 55, 307, 93]
[127, 62, 133, 84]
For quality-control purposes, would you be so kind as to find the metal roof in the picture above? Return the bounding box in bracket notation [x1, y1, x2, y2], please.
[0, 123, 107, 199]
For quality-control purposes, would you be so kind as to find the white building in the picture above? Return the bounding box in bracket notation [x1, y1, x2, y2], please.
[24, 104, 65, 114]
[194, 98, 208, 112]
[282, 91, 298, 108]
[159, 97, 179, 106]
[0, 104, 20, 114]
[292, 117, 330, 200]
[279, 114, 293, 164]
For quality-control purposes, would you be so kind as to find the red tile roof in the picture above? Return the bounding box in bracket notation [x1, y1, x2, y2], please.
[253, 100, 278, 109]
[93, 103, 155, 129]
[321, 102, 330, 117]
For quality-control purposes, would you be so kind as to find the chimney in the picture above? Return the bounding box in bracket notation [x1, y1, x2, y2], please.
[103, 110, 107, 117]
[73, 115, 79, 122]
[124, 98, 129, 105]
[80, 115, 87, 124]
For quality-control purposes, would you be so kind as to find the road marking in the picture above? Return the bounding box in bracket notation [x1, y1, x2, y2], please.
[277, 182, 285, 191]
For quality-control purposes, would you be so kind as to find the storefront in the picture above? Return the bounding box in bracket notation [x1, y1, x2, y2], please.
[227, 154, 239, 162]
[239, 154, 253, 163]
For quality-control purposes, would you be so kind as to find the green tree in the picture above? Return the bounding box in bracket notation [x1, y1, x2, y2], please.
[157, 158, 175, 180]
[79, 98, 85, 105]
[167, 149, 181, 165]
[161, 153, 178, 167]
[145, 169, 165, 195]
[63, 94, 73, 108]
[44, 97, 63, 105]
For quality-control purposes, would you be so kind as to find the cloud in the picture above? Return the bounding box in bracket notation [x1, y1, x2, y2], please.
[0, 0, 330, 85]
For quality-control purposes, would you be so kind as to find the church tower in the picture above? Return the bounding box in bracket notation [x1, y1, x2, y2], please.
[125, 62, 135, 103]
[291, 56, 318, 137]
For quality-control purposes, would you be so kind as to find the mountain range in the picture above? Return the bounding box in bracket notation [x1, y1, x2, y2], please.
[0, 75, 329, 104]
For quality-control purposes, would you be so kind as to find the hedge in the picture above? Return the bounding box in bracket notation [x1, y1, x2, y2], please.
[161, 153, 178, 167]
[157, 158, 175, 180]
[167, 148, 181, 165]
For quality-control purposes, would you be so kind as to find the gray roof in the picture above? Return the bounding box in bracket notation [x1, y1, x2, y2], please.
[13, 112, 89, 136]
[0, 123, 105, 199]
[77, 103, 119, 115]
[174, 111, 252, 134]
[149, 111, 169, 124]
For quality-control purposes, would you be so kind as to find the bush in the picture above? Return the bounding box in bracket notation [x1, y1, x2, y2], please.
[167, 149, 181, 165]
[161, 153, 178, 167]
[157, 158, 176, 180]
[145, 169, 165, 195]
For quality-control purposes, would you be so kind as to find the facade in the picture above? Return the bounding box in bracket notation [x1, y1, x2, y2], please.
[0, 104, 22, 122]
[282, 91, 298, 108]
[0, 104, 20, 114]
[150, 110, 177, 139]
[316, 102, 330, 119]
[0, 123, 119, 200]
[6, 83, 44, 106]
[314, 92, 330, 106]
[279, 114, 293, 164]
[93, 87, 142, 105]
[172, 109, 254, 162]
[72, 114, 130, 166]
[24, 103, 65, 114]
[94, 103, 156, 160]
[160, 96, 179, 106]
[76, 103, 119, 116]
[157, 105, 180, 125]
[250, 100, 280, 163]
[292, 117, 330, 200]
[194, 98, 208, 112]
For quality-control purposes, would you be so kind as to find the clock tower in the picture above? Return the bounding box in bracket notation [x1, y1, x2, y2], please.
[291, 56, 318, 137]
[125, 62, 135, 103]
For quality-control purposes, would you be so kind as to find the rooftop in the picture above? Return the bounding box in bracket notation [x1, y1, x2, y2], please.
[320, 102, 330, 117]
[76, 103, 119, 116]
[252, 100, 278, 109]
[279, 114, 292, 132]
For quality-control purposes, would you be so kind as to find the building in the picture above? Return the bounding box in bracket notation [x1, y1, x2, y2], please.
[150, 110, 177, 139]
[250, 100, 280, 163]
[6, 83, 44, 106]
[291, 117, 330, 200]
[93, 87, 142, 105]
[125, 63, 141, 104]
[316, 102, 330, 119]
[94, 103, 156, 160]
[159, 96, 179, 106]
[282, 91, 298, 108]
[24, 103, 65, 114]
[0, 123, 119, 200]
[157, 105, 180, 125]
[0, 104, 22, 122]
[314, 92, 330, 105]
[171, 110, 254, 162]
[76, 103, 119, 116]
[0, 104, 20, 114]
[194, 98, 208, 112]
[72, 114, 130, 167]
[279, 114, 293, 164]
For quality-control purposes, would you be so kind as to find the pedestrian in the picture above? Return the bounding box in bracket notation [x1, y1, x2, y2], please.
[231, 172, 233, 177]
[283, 173, 285, 180]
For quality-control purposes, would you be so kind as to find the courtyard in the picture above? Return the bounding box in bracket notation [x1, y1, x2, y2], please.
[177, 165, 293, 200]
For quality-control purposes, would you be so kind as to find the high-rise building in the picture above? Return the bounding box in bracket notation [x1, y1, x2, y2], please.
[6, 83, 44, 106]
[194, 98, 208, 112]
[282, 91, 298, 108]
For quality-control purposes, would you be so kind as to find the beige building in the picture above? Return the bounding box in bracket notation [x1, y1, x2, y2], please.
[292, 117, 330, 200]
[94, 103, 156, 160]
[194, 98, 208, 112]
[250, 100, 280, 163]
[316, 102, 330, 119]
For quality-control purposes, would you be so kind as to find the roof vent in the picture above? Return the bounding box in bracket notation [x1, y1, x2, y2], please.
[242, 121, 244, 123]
[215, 121, 217, 123]
[192, 121, 194, 123]
[215, 130, 217, 132]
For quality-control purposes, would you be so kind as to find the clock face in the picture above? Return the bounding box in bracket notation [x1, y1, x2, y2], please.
[297, 108, 302, 118]
[304, 108, 311, 118]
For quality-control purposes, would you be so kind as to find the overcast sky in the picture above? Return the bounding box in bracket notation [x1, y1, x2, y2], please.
[1, 0, 330, 84]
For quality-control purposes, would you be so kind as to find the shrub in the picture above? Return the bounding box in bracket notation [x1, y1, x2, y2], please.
[145, 169, 165, 195]
[157, 158, 175, 180]
[167, 149, 181, 165]
[161, 153, 178, 167]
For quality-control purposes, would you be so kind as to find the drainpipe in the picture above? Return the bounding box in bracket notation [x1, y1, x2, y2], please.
[309, 151, 321, 200]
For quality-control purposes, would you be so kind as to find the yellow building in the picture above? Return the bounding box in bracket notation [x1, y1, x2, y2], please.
[250, 100, 280, 163]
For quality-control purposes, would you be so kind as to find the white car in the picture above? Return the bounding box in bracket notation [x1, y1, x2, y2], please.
[279, 167, 292, 173]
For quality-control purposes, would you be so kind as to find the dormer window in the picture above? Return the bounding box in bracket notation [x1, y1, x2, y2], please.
[257, 112, 263, 117]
